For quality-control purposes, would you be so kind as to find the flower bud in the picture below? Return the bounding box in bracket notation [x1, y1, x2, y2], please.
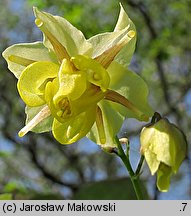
[101, 146, 118, 154]
[140, 118, 187, 192]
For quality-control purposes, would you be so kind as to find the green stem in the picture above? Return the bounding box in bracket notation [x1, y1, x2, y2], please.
[135, 155, 145, 176]
[115, 137, 144, 200]
[126, 140, 130, 157]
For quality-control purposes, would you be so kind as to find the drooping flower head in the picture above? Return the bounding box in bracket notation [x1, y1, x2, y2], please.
[140, 117, 187, 191]
[3, 4, 153, 147]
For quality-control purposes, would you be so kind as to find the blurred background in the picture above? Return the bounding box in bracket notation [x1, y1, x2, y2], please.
[0, 0, 191, 200]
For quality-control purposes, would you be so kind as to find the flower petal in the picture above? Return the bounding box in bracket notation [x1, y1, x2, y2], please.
[71, 85, 105, 116]
[71, 55, 110, 91]
[33, 7, 92, 58]
[2, 42, 55, 78]
[157, 163, 172, 192]
[114, 3, 134, 31]
[25, 105, 53, 133]
[144, 151, 160, 175]
[88, 28, 130, 59]
[44, 78, 64, 122]
[88, 3, 133, 58]
[145, 119, 187, 172]
[54, 59, 87, 102]
[88, 3, 136, 68]
[52, 106, 96, 144]
[17, 61, 59, 107]
[87, 100, 123, 148]
[107, 61, 153, 121]
[114, 4, 137, 67]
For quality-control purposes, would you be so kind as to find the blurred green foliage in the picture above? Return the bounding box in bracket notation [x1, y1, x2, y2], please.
[73, 178, 148, 200]
[0, 0, 191, 200]
[0, 193, 12, 200]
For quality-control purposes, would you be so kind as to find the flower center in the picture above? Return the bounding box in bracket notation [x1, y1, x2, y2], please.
[56, 97, 71, 119]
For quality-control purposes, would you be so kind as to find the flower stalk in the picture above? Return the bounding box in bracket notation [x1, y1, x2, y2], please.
[115, 136, 144, 200]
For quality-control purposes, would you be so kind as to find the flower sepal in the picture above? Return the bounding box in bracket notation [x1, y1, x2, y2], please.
[140, 115, 187, 191]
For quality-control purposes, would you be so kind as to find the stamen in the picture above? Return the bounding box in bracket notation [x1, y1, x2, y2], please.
[96, 106, 106, 144]
[95, 30, 136, 69]
[56, 98, 71, 119]
[35, 18, 70, 62]
[18, 105, 51, 137]
[8, 55, 36, 67]
[56, 110, 63, 117]
[57, 98, 69, 111]
[63, 108, 71, 117]
[105, 90, 149, 121]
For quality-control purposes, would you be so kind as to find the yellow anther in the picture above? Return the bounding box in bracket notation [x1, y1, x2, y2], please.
[57, 110, 63, 117]
[55, 97, 71, 119]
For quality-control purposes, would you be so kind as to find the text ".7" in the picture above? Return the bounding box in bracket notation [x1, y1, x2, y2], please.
[180, 203, 187, 212]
